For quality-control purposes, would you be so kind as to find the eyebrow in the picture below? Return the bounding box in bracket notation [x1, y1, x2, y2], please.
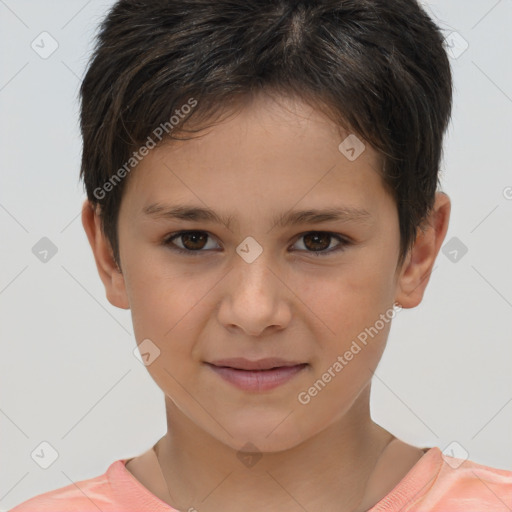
[142, 203, 373, 230]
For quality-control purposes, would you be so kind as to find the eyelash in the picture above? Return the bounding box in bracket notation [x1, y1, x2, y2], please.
[162, 230, 351, 257]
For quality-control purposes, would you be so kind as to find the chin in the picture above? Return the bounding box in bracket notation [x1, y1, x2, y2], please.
[213, 415, 311, 454]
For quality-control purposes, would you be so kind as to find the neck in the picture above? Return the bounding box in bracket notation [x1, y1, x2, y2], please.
[154, 385, 397, 512]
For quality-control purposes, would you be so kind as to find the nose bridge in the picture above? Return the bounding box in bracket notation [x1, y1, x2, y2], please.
[234, 235, 276, 294]
[221, 242, 288, 335]
[215, 226, 296, 336]
[227, 231, 294, 316]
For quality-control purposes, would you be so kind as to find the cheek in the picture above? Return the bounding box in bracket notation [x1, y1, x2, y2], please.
[295, 259, 397, 387]
[299, 272, 394, 408]
[298, 262, 393, 334]
[124, 258, 215, 352]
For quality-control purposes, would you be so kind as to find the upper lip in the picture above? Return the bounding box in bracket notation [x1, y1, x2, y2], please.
[206, 357, 306, 371]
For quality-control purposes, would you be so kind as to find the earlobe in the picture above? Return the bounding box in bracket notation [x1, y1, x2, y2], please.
[81, 199, 130, 310]
[395, 192, 451, 309]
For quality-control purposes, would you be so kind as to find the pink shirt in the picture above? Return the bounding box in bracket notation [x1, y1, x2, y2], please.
[9, 447, 512, 511]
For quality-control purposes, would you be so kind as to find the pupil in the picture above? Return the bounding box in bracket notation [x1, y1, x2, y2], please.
[305, 233, 329, 251]
[184, 232, 206, 250]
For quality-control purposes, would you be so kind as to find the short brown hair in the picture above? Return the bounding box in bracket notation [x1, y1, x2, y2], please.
[79, 0, 452, 269]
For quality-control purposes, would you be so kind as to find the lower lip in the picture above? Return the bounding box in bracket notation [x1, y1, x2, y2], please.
[206, 363, 308, 391]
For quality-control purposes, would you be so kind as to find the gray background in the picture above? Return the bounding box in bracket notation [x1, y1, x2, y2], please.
[1, 0, 511, 509]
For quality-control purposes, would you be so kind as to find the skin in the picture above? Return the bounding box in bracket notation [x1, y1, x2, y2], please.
[82, 91, 451, 512]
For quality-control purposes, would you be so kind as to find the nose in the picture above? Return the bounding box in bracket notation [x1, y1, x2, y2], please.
[217, 248, 292, 337]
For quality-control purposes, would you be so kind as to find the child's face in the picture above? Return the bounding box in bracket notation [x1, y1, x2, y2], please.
[106, 93, 414, 450]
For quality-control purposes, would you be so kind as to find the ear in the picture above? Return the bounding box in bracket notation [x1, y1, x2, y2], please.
[395, 191, 451, 308]
[81, 199, 130, 310]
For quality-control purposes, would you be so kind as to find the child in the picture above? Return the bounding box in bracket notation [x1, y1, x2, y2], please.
[10, 0, 512, 510]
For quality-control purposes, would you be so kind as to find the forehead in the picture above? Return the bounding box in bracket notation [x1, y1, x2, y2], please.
[120, 92, 389, 220]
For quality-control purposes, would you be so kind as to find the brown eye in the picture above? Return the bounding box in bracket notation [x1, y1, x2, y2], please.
[302, 232, 331, 251]
[291, 231, 349, 257]
[179, 232, 208, 250]
[163, 230, 349, 257]
[163, 231, 220, 254]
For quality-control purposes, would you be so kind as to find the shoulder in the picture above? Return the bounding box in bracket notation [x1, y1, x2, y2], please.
[371, 447, 512, 512]
[9, 461, 126, 512]
[430, 451, 512, 508]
